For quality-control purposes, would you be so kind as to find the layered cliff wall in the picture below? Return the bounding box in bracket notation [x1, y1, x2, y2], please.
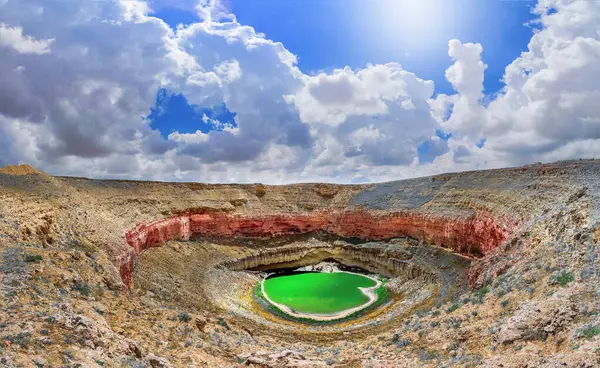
[1, 160, 587, 289]
[219, 243, 441, 284]
[122, 208, 516, 287]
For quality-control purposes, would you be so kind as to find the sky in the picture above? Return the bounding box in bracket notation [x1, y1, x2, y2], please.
[0, 0, 599, 183]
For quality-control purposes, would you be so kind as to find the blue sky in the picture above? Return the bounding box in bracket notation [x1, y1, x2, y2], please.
[152, 0, 536, 137]
[156, 0, 536, 94]
[147, 89, 237, 138]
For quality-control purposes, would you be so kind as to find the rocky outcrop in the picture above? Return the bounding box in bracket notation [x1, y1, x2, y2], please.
[122, 209, 515, 287]
[0, 164, 45, 176]
[220, 245, 324, 272]
[480, 352, 600, 368]
[219, 242, 465, 288]
[237, 349, 326, 367]
[297, 262, 341, 273]
[186, 210, 514, 255]
[2, 160, 598, 366]
[496, 297, 577, 345]
[340, 245, 438, 282]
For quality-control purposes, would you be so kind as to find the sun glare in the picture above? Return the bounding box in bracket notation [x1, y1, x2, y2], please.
[373, 0, 461, 48]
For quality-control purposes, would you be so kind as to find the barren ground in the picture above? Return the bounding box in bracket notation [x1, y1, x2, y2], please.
[0, 160, 599, 367]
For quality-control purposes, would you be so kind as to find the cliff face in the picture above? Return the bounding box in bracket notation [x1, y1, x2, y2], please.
[220, 243, 441, 284]
[2, 160, 591, 290]
[122, 208, 515, 287]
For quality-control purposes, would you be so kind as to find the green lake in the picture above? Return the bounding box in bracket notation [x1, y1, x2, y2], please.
[262, 272, 377, 314]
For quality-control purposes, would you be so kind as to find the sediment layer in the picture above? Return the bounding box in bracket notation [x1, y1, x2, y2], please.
[123, 209, 513, 287]
[220, 243, 440, 284]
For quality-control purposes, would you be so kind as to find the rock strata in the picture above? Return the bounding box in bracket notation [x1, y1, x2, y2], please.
[123, 209, 513, 287]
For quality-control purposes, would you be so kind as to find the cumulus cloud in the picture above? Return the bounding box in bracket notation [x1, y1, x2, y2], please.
[287, 63, 439, 172]
[431, 0, 600, 169]
[162, 14, 312, 169]
[436, 39, 488, 140]
[0, 23, 54, 54]
[213, 59, 241, 83]
[168, 130, 209, 144]
[0, 0, 598, 183]
[0, 0, 177, 172]
[290, 63, 434, 126]
[445, 40, 486, 99]
[418, 136, 450, 164]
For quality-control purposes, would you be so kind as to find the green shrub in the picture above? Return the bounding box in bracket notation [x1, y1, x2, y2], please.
[72, 282, 91, 296]
[475, 286, 490, 298]
[5, 332, 32, 348]
[446, 303, 461, 313]
[472, 285, 490, 304]
[24, 254, 43, 263]
[581, 325, 600, 340]
[178, 312, 191, 323]
[395, 338, 411, 348]
[551, 270, 575, 287]
[417, 348, 438, 361]
[216, 317, 230, 330]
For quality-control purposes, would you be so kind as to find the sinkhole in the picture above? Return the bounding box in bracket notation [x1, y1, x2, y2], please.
[257, 265, 389, 322]
[215, 239, 472, 326]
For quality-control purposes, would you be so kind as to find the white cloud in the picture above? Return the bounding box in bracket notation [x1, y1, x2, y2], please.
[195, 0, 234, 23]
[168, 130, 209, 144]
[120, 0, 152, 21]
[482, 0, 600, 163]
[445, 40, 486, 99]
[0, 23, 54, 54]
[436, 40, 488, 140]
[432, 0, 600, 168]
[213, 59, 241, 83]
[0, 0, 598, 183]
[290, 63, 434, 126]
[349, 125, 383, 145]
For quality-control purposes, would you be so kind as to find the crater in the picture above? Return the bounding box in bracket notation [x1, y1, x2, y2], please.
[121, 180, 519, 337]
[131, 232, 471, 338]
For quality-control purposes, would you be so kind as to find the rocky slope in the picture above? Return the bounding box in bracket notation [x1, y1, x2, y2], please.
[0, 160, 598, 367]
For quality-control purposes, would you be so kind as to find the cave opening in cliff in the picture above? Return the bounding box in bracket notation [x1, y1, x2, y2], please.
[247, 257, 374, 274]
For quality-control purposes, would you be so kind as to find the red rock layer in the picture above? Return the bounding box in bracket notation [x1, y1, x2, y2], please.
[120, 210, 519, 287]
[126, 216, 190, 254]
